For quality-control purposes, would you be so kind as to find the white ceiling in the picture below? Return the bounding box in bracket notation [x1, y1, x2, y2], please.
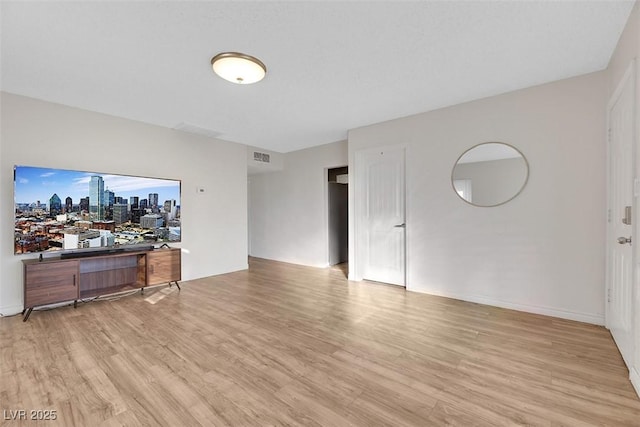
[1, 1, 634, 153]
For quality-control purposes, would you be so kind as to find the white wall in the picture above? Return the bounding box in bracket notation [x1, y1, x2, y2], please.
[349, 71, 607, 325]
[607, 0, 640, 397]
[0, 92, 248, 315]
[248, 140, 347, 267]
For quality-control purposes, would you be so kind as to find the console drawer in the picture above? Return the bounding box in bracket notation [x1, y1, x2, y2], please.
[24, 260, 79, 308]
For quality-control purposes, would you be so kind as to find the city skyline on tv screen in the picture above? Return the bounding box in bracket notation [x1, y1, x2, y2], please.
[14, 166, 181, 255]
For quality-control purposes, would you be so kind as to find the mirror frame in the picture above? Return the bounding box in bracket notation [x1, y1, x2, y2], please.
[451, 142, 529, 207]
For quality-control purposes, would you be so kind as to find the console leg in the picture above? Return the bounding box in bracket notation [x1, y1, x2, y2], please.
[141, 288, 144, 295]
[74, 300, 77, 309]
[22, 308, 33, 322]
[21, 308, 26, 315]
[174, 281, 181, 291]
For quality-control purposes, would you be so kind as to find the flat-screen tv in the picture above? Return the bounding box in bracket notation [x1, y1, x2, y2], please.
[14, 166, 181, 255]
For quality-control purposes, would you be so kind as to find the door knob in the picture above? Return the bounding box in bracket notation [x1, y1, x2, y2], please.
[618, 236, 632, 245]
[394, 223, 406, 228]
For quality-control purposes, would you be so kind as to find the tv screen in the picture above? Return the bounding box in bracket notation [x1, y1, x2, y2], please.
[14, 166, 181, 255]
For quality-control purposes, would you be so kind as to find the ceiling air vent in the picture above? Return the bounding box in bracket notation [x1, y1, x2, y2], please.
[173, 122, 222, 139]
[253, 152, 271, 163]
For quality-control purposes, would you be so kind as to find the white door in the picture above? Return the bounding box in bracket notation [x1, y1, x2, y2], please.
[608, 63, 635, 369]
[360, 147, 406, 286]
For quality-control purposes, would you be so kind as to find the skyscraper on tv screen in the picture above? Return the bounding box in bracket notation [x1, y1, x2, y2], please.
[89, 176, 105, 220]
[49, 193, 62, 215]
[149, 193, 159, 212]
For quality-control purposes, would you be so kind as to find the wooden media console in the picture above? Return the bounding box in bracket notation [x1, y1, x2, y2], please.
[22, 247, 181, 321]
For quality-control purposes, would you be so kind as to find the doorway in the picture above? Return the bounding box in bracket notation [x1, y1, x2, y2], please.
[328, 167, 348, 275]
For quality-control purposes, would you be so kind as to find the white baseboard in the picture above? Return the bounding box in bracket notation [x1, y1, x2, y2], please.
[631, 367, 640, 398]
[249, 255, 328, 269]
[0, 304, 24, 318]
[407, 286, 605, 325]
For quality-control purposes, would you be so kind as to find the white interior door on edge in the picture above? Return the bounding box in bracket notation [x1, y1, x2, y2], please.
[608, 64, 635, 369]
[361, 147, 406, 286]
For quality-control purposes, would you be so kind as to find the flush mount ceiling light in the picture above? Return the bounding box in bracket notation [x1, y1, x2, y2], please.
[211, 52, 267, 84]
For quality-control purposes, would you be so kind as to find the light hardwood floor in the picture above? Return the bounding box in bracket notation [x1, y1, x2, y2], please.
[1, 257, 639, 426]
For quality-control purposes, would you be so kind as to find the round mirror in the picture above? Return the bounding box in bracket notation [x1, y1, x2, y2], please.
[451, 142, 529, 207]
